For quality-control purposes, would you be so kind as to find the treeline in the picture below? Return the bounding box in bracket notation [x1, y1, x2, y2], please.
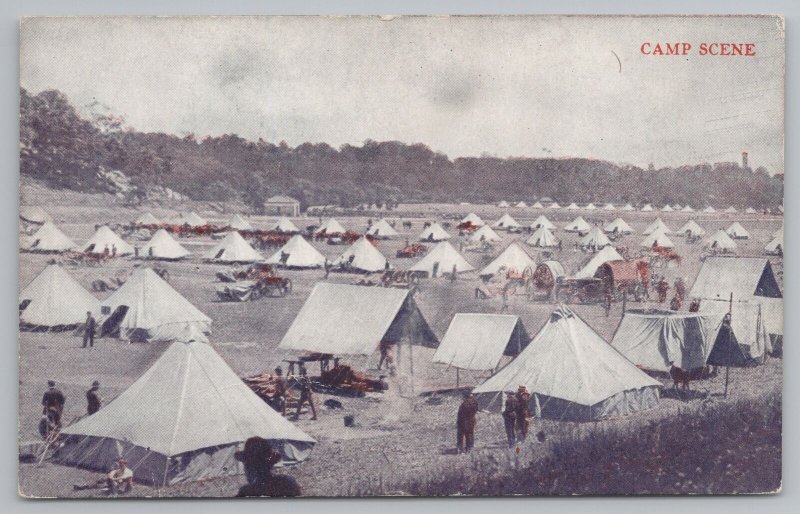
[20, 88, 783, 211]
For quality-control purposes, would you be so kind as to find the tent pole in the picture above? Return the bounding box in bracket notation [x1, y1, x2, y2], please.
[408, 337, 415, 395]
[724, 365, 730, 398]
[456, 367, 460, 389]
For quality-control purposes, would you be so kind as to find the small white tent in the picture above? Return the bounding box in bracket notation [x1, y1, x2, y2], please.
[725, 206, 738, 214]
[226, 214, 253, 231]
[83, 226, 135, 256]
[744, 207, 757, 214]
[460, 213, 485, 227]
[706, 229, 737, 251]
[497, 200, 510, 208]
[479, 243, 537, 276]
[19, 206, 52, 225]
[640, 229, 675, 248]
[661, 205, 674, 212]
[409, 241, 475, 277]
[703, 206, 717, 213]
[492, 213, 521, 231]
[677, 220, 706, 237]
[418, 222, 451, 242]
[270, 217, 300, 233]
[563, 216, 591, 233]
[579, 227, 612, 249]
[530, 215, 555, 231]
[19, 264, 100, 328]
[603, 218, 633, 234]
[765, 234, 783, 255]
[102, 267, 212, 342]
[641, 204, 654, 212]
[135, 212, 161, 226]
[621, 204, 635, 211]
[433, 314, 530, 371]
[22, 222, 77, 253]
[334, 237, 392, 273]
[203, 231, 264, 263]
[585, 203, 597, 210]
[673, 204, 682, 211]
[55, 339, 315, 486]
[515, 201, 528, 208]
[468, 224, 502, 243]
[526, 227, 558, 248]
[266, 235, 326, 268]
[532, 201, 544, 209]
[366, 219, 399, 239]
[566, 203, 580, 210]
[176, 212, 207, 227]
[681, 205, 695, 213]
[473, 305, 661, 420]
[574, 245, 623, 279]
[549, 202, 562, 209]
[643, 218, 672, 235]
[725, 222, 751, 239]
[140, 229, 191, 260]
[314, 218, 346, 235]
[603, 203, 616, 211]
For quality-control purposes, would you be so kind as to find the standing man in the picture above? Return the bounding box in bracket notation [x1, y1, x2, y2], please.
[515, 386, 531, 442]
[83, 311, 96, 348]
[450, 264, 458, 282]
[456, 392, 479, 453]
[293, 375, 318, 421]
[272, 367, 287, 416]
[377, 340, 394, 371]
[42, 380, 66, 429]
[86, 380, 101, 415]
[502, 391, 517, 448]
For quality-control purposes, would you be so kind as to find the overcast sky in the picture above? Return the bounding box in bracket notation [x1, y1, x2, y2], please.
[20, 16, 784, 174]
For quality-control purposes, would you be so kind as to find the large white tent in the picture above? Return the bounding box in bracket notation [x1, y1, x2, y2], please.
[574, 245, 623, 279]
[579, 227, 612, 249]
[468, 224, 501, 243]
[640, 229, 675, 248]
[677, 219, 706, 237]
[366, 219, 399, 239]
[492, 213, 521, 231]
[266, 235, 326, 268]
[55, 339, 315, 486]
[643, 218, 672, 235]
[526, 227, 558, 248]
[83, 226, 135, 256]
[203, 231, 264, 263]
[530, 215, 555, 231]
[101, 267, 212, 342]
[314, 218, 347, 235]
[563, 216, 591, 233]
[433, 314, 530, 371]
[418, 222, 451, 242]
[139, 229, 191, 260]
[706, 229, 737, 251]
[689, 257, 782, 302]
[22, 222, 76, 253]
[479, 243, 537, 276]
[603, 218, 633, 234]
[409, 241, 474, 277]
[473, 306, 661, 420]
[19, 264, 101, 328]
[725, 222, 751, 239]
[226, 214, 253, 231]
[334, 237, 392, 273]
[270, 216, 300, 233]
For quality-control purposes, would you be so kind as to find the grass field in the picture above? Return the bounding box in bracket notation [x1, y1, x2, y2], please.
[17, 186, 783, 497]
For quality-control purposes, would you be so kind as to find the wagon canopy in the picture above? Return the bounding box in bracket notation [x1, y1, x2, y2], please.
[433, 314, 530, 371]
[594, 260, 642, 288]
[611, 309, 726, 371]
[55, 339, 315, 486]
[278, 283, 438, 356]
[473, 305, 660, 420]
[19, 264, 101, 327]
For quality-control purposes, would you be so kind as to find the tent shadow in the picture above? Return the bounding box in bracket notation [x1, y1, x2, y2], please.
[660, 388, 709, 401]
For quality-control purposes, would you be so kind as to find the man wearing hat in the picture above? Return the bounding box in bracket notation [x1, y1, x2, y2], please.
[456, 391, 479, 453]
[272, 367, 287, 416]
[106, 457, 133, 494]
[86, 381, 101, 415]
[502, 391, 518, 448]
[83, 311, 96, 348]
[41, 380, 65, 429]
[235, 437, 301, 497]
[515, 385, 531, 442]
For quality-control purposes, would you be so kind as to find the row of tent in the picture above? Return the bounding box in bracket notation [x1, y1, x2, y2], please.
[494, 202, 766, 213]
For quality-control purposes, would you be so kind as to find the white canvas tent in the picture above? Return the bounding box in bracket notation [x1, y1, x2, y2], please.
[176, 212, 207, 227]
[135, 212, 160, 226]
[265, 235, 326, 268]
[468, 224, 501, 243]
[603, 218, 633, 234]
[530, 215, 556, 231]
[566, 202, 580, 210]
[677, 220, 706, 237]
[689, 257, 782, 302]
[473, 306, 661, 420]
[563, 216, 590, 233]
[526, 227, 558, 247]
[532, 201, 544, 209]
[725, 222, 751, 239]
[611, 309, 727, 372]
[585, 203, 597, 210]
[101, 267, 212, 342]
[641, 204, 654, 212]
[140, 229, 191, 260]
[661, 205, 674, 212]
[643, 218, 672, 235]
[725, 206, 738, 213]
[54, 339, 315, 486]
[579, 227, 612, 249]
[515, 201, 528, 208]
[699, 300, 771, 360]
[433, 314, 530, 371]
[19, 206, 52, 225]
[603, 203, 616, 211]
[83, 226, 135, 256]
[334, 237, 392, 273]
[203, 231, 264, 263]
[706, 229, 737, 251]
[622, 204, 635, 211]
[479, 243, 537, 276]
[314, 218, 346, 235]
[574, 245, 623, 279]
[765, 234, 783, 255]
[703, 206, 716, 213]
[418, 222, 451, 242]
[278, 283, 438, 356]
[640, 230, 675, 248]
[270, 217, 300, 233]
[19, 264, 101, 328]
[460, 213, 485, 227]
[745, 207, 758, 214]
[497, 200, 510, 208]
[673, 204, 682, 211]
[366, 219, 399, 239]
[681, 205, 695, 213]
[22, 222, 76, 253]
[409, 241, 474, 277]
[492, 213, 521, 230]
[226, 214, 253, 231]
[549, 202, 561, 209]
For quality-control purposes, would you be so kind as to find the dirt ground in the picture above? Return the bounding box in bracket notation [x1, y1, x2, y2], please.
[17, 191, 783, 497]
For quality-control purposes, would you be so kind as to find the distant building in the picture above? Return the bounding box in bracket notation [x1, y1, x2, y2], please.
[264, 195, 300, 216]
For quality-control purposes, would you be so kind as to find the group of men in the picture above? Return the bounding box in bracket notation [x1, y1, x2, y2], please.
[456, 385, 533, 453]
[39, 379, 102, 438]
[270, 367, 318, 421]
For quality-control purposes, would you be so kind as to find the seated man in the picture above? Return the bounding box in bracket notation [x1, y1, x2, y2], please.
[106, 457, 133, 494]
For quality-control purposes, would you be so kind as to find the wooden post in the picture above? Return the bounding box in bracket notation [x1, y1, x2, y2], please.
[456, 368, 460, 389]
[724, 365, 730, 398]
[408, 337, 415, 395]
[724, 292, 733, 398]
[622, 291, 627, 314]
